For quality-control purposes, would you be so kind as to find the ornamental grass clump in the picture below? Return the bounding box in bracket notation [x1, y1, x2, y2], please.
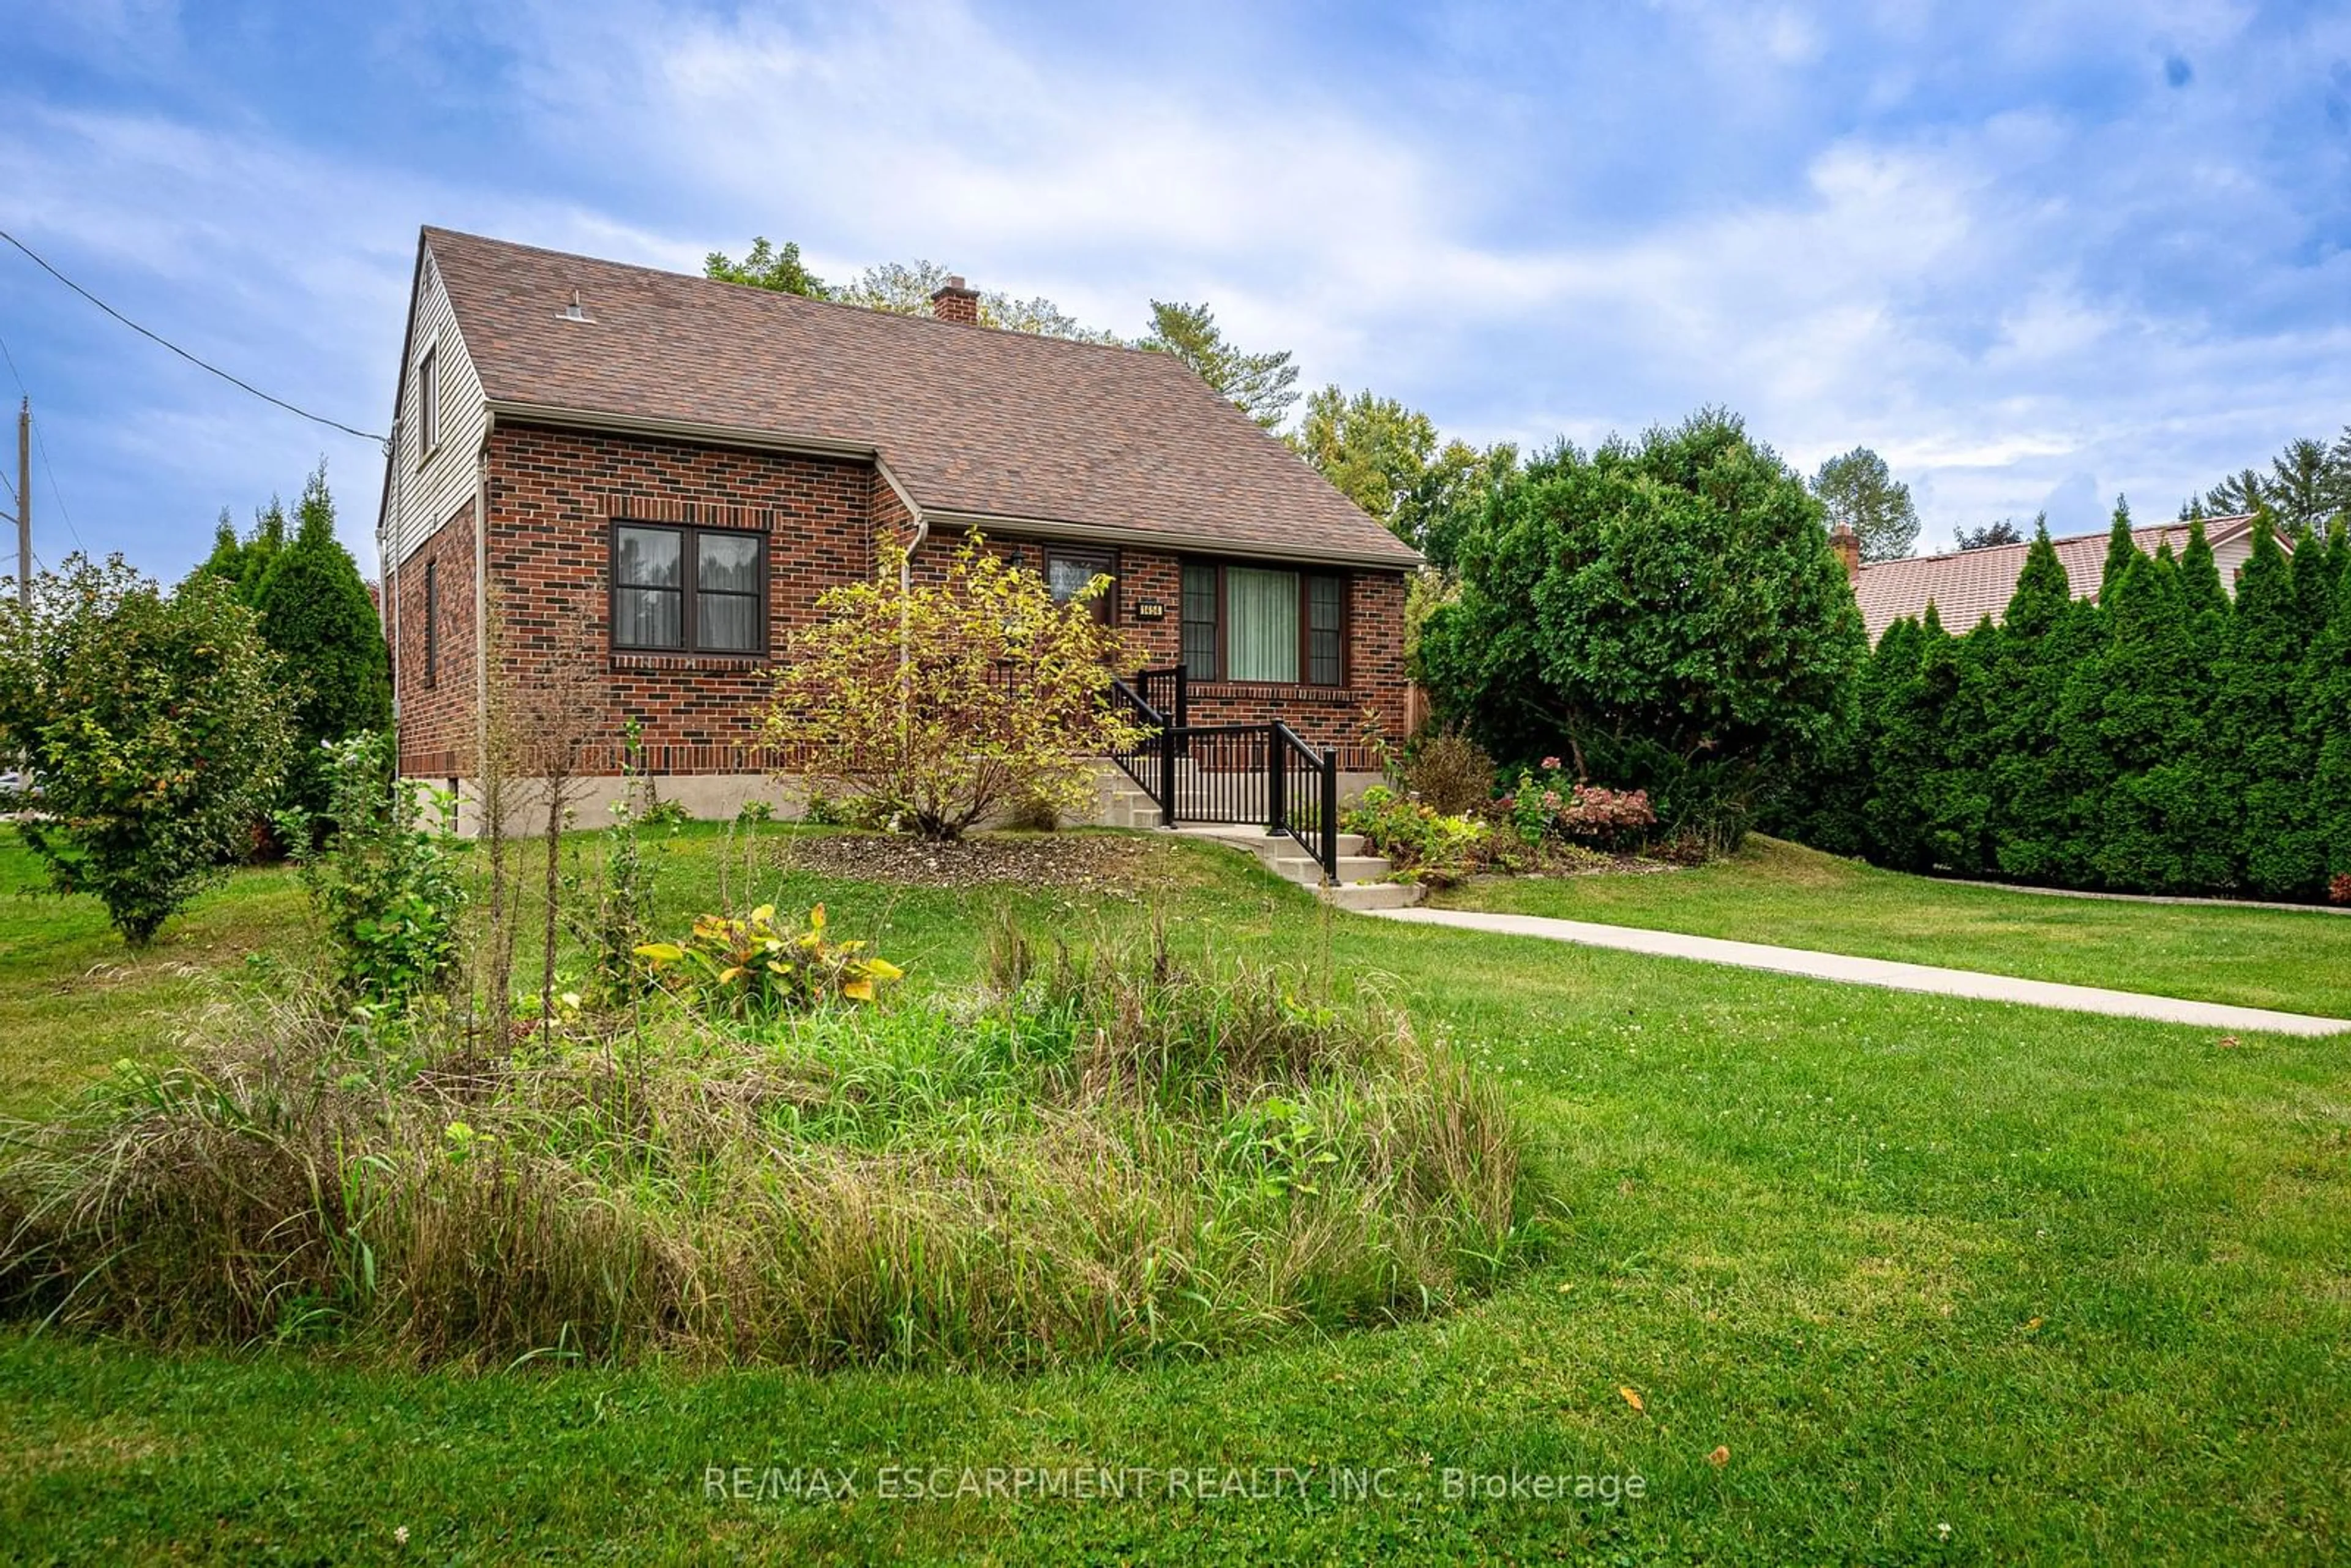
[0, 929, 1545, 1371]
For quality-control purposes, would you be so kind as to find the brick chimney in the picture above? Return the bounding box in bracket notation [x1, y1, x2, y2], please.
[929, 274, 980, 325]
[1829, 522, 1861, 583]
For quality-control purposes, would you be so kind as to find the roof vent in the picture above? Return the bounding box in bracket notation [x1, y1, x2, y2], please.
[560, 288, 593, 323]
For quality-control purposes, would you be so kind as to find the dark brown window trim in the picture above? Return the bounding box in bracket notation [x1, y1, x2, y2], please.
[607, 517, 771, 658]
[1042, 543, 1120, 623]
[1177, 557, 1351, 689]
[416, 345, 440, 467]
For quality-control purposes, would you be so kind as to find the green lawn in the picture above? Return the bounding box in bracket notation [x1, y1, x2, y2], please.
[1, 825, 2347, 1562]
[1434, 834, 2351, 1020]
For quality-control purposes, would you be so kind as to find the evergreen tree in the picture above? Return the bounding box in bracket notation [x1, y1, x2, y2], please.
[2305, 547, 2351, 890]
[2090, 546, 2229, 891]
[1922, 616, 2000, 874]
[1987, 523, 2082, 882]
[2216, 518, 2318, 896]
[251, 465, 393, 822]
[2098, 495, 2137, 602]
[238, 500, 288, 606]
[190, 511, 246, 588]
[2177, 515, 2229, 639]
[2288, 524, 2336, 645]
[1862, 611, 1937, 871]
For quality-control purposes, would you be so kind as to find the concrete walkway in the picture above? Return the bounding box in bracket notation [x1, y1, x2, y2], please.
[1369, 907, 2351, 1038]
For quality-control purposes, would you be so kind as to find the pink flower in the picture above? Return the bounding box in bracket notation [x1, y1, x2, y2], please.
[1540, 756, 1562, 771]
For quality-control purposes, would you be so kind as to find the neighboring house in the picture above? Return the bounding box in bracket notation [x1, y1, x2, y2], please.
[1850, 514, 2278, 642]
[376, 228, 1419, 816]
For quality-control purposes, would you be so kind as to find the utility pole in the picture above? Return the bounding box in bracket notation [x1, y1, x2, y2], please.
[13, 397, 26, 609]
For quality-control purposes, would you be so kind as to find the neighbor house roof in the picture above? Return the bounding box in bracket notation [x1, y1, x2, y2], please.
[419, 227, 1420, 569]
[1853, 515, 2269, 640]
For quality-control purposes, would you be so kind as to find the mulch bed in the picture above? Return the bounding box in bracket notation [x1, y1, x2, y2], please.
[775, 830, 1160, 891]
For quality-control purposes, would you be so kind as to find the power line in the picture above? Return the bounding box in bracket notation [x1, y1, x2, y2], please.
[29, 415, 84, 557]
[0, 228, 388, 446]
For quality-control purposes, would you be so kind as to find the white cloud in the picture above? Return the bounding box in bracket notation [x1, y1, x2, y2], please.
[7, 0, 2349, 572]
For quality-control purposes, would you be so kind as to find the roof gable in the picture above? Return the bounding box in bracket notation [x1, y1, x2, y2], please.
[419, 227, 1418, 568]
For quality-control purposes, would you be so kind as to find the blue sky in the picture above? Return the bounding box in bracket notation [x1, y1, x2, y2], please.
[2, 0, 2346, 579]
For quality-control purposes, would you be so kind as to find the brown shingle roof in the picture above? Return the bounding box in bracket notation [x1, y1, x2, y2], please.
[422, 227, 1419, 568]
[1853, 516, 2261, 640]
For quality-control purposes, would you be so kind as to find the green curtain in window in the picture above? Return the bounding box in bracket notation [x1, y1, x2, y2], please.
[1225, 567, 1299, 683]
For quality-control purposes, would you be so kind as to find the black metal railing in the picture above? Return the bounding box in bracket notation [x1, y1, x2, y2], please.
[1135, 664, 1188, 729]
[1106, 675, 1164, 802]
[1270, 721, 1340, 880]
[1103, 666, 1339, 882]
[1168, 724, 1270, 826]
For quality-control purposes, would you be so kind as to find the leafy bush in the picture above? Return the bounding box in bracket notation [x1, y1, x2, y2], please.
[633, 902, 903, 1019]
[0, 934, 1545, 1369]
[279, 734, 466, 1010]
[1400, 727, 1495, 816]
[0, 556, 294, 945]
[1414, 410, 1865, 849]
[1344, 784, 1504, 887]
[1500, 759, 1655, 850]
[765, 535, 1144, 840]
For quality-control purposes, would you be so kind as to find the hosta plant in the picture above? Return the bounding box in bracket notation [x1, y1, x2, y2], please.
[634, 902, 902, 1019]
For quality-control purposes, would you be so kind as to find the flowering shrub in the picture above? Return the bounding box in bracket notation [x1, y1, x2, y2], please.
[634, 902, 902, 1019]
[1499, 759, 1656, 849]
[2331, 873, 2351, 907]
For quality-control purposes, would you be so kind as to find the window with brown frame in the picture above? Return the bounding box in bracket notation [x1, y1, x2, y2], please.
[1178, 561, 1348, 686]
[1043, 546, 1116, 623]
[416, 345, 438, 463]
[422, 560, 439, 687]
[610, 522, 767, 655]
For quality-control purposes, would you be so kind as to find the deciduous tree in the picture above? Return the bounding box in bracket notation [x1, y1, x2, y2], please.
[1811, 446, 1920, 563]
[0, 556, 293, 945]
[765, 537, 1143, 841]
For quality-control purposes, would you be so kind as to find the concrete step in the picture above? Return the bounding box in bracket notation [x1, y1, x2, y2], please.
[1272, 854, 1390, 883]
[1319, 880, 1422, 912]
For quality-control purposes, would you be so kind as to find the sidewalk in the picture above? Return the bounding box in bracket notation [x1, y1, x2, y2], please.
[1368, 907, 2351, 1038]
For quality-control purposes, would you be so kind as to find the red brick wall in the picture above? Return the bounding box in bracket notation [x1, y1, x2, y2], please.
[391, 499, 479, 779]
[482, 424, 880, 765]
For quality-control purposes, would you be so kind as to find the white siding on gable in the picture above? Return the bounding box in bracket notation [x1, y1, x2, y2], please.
[384, 249, 487, 568]
[2211, 530, 2259, 592]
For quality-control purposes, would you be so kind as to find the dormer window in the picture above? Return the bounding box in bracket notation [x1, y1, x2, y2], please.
[417, 345, 439, 463]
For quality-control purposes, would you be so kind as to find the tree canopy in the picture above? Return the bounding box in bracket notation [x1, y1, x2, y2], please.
[2183, 425, 2351, 532]
[1136, 300, 1300, 429]
[701, 242, 1119, 343]
[1414, 410, 1866, 847]
[1954, 517, 2027, 550]
[253, 465, 394, 822]
[703, 237, 826, 298]
[1811, 446, 1921, 563]
[0, 557, 294, 944]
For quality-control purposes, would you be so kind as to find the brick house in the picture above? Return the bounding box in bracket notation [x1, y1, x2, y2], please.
[375, 228, 1420, 820]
